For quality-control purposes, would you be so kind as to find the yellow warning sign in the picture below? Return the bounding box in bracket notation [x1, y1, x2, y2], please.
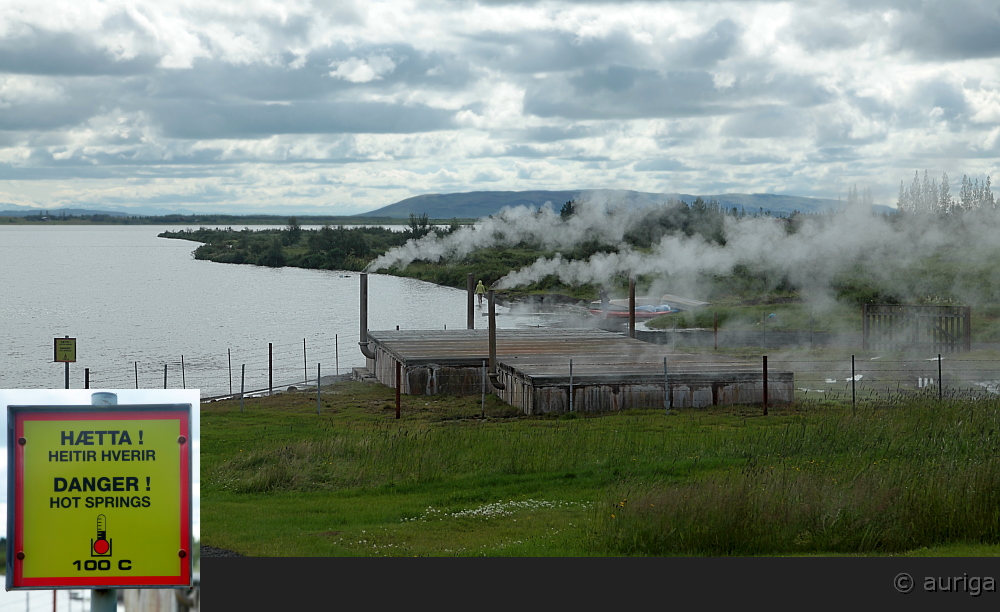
[53, 338, 76, 363]
[8, 405, 192, 589]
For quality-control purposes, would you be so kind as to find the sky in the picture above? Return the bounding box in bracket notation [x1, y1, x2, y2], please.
[0, 0, 998, 215]
[0, 389, 200, 541]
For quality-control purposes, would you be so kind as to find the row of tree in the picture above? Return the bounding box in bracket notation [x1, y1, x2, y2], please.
[896, 170, 995, 214]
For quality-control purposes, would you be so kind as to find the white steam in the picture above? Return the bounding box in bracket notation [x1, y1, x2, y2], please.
[366, 191, 1000, 310]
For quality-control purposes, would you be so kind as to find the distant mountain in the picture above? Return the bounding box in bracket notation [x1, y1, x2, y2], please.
[0, 205, 131, 217]
[356, 190, 893, 218]
[354, 191, 585, 219]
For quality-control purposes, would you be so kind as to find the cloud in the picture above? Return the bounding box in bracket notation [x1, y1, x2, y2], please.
[890, 0, 1000, 60]
[329, 54, 398, 83]
[0, 28, 158, 76]
[0, 1, 997, 213]
[150, 100, 456, 139]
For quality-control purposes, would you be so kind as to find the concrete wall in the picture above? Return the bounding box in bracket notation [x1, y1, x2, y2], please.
[368, 343, 488, 397]
[498, 368, 794, 414]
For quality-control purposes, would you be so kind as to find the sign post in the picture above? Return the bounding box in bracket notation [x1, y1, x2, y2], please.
[6, 397, 192, 597]
[54, 337, 77, 389]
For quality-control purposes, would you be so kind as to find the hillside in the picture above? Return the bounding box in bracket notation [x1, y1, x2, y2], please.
[355, 189, 887, 219]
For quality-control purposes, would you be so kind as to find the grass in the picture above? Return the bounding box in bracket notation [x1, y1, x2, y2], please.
[202, 380, 1000, 557]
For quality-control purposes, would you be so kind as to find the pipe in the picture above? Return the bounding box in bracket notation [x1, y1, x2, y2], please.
[629, 276, 636, 339]
[467, 273, 475, 330]
[359, 273, 376, 359]
[487, 290, 505, 390]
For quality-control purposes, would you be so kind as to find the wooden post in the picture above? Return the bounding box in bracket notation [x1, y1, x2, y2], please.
[762, 355, 768, 416]
[938, 354, 943, 402]
[851, 355, 856, 414]
[628, 276, 636, 339]
[467, 273, 475, 330]
[317, 363, 322, 415]
[85, 368, 90, 389]
[269, 342, 273, 396]
[713, 312, 718, 351]
[663, 356, 670, 415]
[395, 360, 401, 419]
[569, 359, 574, 413]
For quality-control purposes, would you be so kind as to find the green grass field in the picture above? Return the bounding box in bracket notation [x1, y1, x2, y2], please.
[202, 380, 1000, 557]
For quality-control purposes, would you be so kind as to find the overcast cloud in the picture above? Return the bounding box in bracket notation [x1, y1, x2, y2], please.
[0, 0, 998, 214]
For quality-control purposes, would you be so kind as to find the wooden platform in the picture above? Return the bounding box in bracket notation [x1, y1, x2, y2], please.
[364, 328, 792, 413]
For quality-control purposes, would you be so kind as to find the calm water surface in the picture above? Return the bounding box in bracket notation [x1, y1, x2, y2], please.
[1, 225, 538, 397]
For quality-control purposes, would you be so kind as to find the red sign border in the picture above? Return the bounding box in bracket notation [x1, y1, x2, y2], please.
[9, 406, 192, 589]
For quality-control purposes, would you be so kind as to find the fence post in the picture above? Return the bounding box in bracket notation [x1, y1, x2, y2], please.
[664, 356, 670, 415]
[713, 312, 718, 351]
[938, 354, 943, 402]
[569, 359, 574, 413]
[481, 360, 486, 418]
[63, 335, 70, 390]
[395, 360, 401, 420]
[163, 364, 167, 389]
[762, 355, 768, 416]
[228, 349, 232, 396]
[134, 362, 138, 389]
[317, 363, 321, 415]
[85, 368, 90, 390]
[181, 355, 186, 389]
[851, 355, 856, 414]
[269, 342, 273, 396]
[240, 364, 245, 413]
[335, 334, 339, 376]
[303, 338, 308, 384]
[628, 276, 636, 339]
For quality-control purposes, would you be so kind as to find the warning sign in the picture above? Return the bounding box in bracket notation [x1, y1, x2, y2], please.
[7, 404, 192, 589]
[53, 338, 76, 363]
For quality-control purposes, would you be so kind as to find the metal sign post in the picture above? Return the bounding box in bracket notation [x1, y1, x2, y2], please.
[6, 395, 193, 600]
[54, 337, 76, 390]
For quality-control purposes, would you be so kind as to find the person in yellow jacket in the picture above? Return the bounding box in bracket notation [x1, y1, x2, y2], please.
[475, 280, 487, 306]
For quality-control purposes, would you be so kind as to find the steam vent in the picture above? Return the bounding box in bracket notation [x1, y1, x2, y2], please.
[359, 328, 792, 414]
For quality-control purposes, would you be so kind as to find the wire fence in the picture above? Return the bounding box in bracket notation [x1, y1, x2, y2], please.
[53, 331, 366, 401]
[43, 323, 1000, 410]
[344, 350, 1000, 413]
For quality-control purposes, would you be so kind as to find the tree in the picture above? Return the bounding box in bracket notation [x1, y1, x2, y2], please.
[257, 236, 286, 267]
[285, 216, 302, 246]
[939, 173, 952, 213]
[407, 212, 430, 238]
[560, 200, 576, 219]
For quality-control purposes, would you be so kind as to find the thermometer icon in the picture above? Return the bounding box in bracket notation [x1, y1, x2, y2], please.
[91, 514, 112, 557]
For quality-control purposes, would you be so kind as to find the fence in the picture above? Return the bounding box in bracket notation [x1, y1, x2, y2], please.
[46, 331, 365, 400]
[210, 350, 1000, 420]
[41, 326, 1000, 411]
[863, 304, 972, 353]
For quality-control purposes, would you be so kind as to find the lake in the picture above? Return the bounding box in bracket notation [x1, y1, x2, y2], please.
[0, 225, 548, 398]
